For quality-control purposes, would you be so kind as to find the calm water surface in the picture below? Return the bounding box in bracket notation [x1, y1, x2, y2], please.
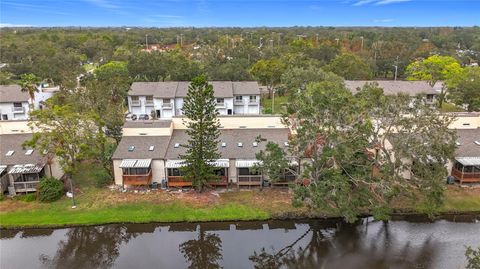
[1, 216, 479, 269]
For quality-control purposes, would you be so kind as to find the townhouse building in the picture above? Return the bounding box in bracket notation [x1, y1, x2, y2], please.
[127, 81, 261, 119]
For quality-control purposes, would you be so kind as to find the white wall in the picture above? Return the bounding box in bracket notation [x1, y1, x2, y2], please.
[0, 102, 29, 121]
[151, 160, 166, 183]
[113, 160, 123, 185]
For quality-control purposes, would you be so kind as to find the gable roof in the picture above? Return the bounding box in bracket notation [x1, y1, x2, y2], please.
[112, 136, 172, 160]
[165, 128, 290, 160]
[344, 80, 438, 96]
[129, 81, 260, 98]
[0, 85, 30, 103]
[456, 129, 480, 158]
[0, 134, 45, 166]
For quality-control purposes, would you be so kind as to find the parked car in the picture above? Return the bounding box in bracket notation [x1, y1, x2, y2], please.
[139, 114, 149, 120]
[125, 113, 137, 121]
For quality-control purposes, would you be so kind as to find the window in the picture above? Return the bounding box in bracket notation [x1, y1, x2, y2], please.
[131, 96, 139, 102]
[145, 96, 154, 104]
[25, 149, 34, 155]
[163, 98, 171, 103]
[128, 146, 135, 152]
[238, 168, 260, 175]
[149, 146, 155, 151]
[13, 102, 22, 108]
[168, 168, 184, 176]
[221, 142, 227, 147]
[249, 96, 257, 103]
[174, 143, 180, 148]
[1, 114, 7, 120]
[216, 98, 224, 104]
[6, 150, 14, 156]
[235, 96, 243, 102]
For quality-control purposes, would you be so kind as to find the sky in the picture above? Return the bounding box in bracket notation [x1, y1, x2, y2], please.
[0, 0, 479, 27]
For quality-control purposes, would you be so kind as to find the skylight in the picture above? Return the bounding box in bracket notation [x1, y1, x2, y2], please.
[174, 143, 180, 148]
[252, 142, 258, 147]
[25, 149, 34, 155]
[6, 150, 14, 156]
[149, 146, 155, 151]
[128, 146, 135, 152]
[475, 141, 480, 146]
[238, 142, 243, 147]
[284, 142, 289, 147]
[221, 142, 226, 147]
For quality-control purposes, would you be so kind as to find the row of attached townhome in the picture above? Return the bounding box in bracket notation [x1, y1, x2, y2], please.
[112, 116, 296, 189]
[345, 80, 438, 104]
[0, 84, 60, 121]
[0, 121, 64, 195]
[127, 81, 261, 119]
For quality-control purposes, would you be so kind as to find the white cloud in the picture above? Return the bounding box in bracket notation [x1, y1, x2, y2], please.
[83, 0, 119, 10]
[0, 23, 35, 27]
[352, 0, 411, 6]
[373, 18, 394, 22]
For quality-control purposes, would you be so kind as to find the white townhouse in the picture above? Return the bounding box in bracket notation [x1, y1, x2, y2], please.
[127, 81, 261, 119]
[0, 84, 60, 121]
[345, 80, 439, 105]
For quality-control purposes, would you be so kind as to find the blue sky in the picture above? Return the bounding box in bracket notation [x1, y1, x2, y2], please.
[0, 0, 479, 27]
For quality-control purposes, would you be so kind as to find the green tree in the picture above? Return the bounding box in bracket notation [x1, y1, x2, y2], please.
[250, 58, 286, 98]
[19, 73, 40, 104]
[281, 64, 342, 93]
[466, 246, 480, 269]
[25, 102, 106, 176]
[406, 55, 463, 107]
[447, 67, 480, 112]
[255, 141, 292, 183]
[324, 53, 373, 80]
[180, 76, 221, 192]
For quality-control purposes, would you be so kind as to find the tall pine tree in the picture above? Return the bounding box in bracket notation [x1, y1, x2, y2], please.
[180, 75, 221, 192]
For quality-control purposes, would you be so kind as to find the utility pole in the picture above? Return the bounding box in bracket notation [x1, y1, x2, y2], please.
[145, 34, 148, 50]
[69, 177, 76, 209]
[272, 88, 275, 114]
[393, 55, 399, 81]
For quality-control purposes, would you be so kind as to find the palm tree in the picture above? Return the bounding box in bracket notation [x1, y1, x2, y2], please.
[20, 73, 40, 107]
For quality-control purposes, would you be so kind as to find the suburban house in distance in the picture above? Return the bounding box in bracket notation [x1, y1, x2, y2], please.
[0, 84, 59, 121]
[112, 116, 295, 189]
[0, 121, 64, 195]
[127, 81, 261, 119]
[345, 80, 438, 105]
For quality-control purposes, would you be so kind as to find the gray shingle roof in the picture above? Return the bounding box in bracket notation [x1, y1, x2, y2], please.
[0, 85, 30, 103]
[345, 80, 438, 96]
[123, 120, 172, 129]
[165, 128, 290, 160]
[112, 136, 172, 160]
[456, 129, 480, 158]
[129, 81, 260, 98]
[0, 134, 46, 166]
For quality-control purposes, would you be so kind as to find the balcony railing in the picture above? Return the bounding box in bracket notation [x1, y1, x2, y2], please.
[123, 170, 152, 185]
[248, 100, 258, 105]
[12, 107, 25, 113]
[452, 167, 480, 183]
[234, 100, 244, 105]
[14, 181, 39, 192]
[145, 100, 154, 106]
[131, 100, 141, 106]
[237, 175, 262, 185]
[215, 103, 226, 108]
[162, 103, 173, 109]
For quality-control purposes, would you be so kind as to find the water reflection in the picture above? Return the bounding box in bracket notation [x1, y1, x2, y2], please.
[1, 215, 478, 269]
[39, 225, 136, 269]
[179, 225, 223, 269]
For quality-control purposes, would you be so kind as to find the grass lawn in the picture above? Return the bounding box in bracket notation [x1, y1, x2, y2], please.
[440, 102, 466, 112]
[261, 95, 289, 114]
[0, 187, 478, 229]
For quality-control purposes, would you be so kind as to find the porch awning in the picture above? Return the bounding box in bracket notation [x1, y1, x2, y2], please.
[456, 157, 480, 166]
[209, 159, 230, 168]
[0, 165, 7, 174]
[166, 160, 186, 168]
[166, 159, 230, 168]
[8, 164, 45, 174]
[120, 159, 152, 168]
[235, 159, 262, 168]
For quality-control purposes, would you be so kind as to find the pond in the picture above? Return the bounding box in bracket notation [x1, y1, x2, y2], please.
[1, 215, 479, 269]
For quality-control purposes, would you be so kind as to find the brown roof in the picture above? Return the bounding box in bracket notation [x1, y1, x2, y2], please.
[123, 120, 172, 129]
[0, 134, 45, 166]
[129, 81, 260, 98]
[345, 80, 438, 96]
[165, 128, 290, 159]
[0, 85, 30, 103]
[456, 129, 480, 158]
[112, 136, 172, 160]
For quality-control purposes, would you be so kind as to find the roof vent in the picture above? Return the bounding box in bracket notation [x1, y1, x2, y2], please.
[149, 146, 155, 151]
[284, 142, 289, 147]
[475, 141, 480, 146]
[463, 123, 471, 126]
[139, 133, 147, 136]
[25, 149, 34, 155]
[174, 143, 180, 148]
[128, 146, 135, 152]
[455, 141, 461, 146]
[253, 142, 258, 147]
[239, 126, 247, 128]
[6, 150, 14, 156]
[221, 142, 227, 147]
[238, 142, 243, 147]
[267, 125, 276, 128]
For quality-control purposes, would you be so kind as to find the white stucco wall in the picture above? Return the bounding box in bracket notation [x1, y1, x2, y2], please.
[113, 160, 123, 185]
[0, 102, 29, 121]
[151, 160, 166, 183]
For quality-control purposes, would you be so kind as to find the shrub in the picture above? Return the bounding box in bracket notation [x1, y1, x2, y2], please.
[18, 193, 37, 202]
[73, 163, 112, 189]
[38, 177, 64, 202]
[93, 169, 112, 188]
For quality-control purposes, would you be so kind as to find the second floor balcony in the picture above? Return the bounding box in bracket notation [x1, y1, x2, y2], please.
[130, 100, 141, 106]
[12, 106, 25, 113]
[162, 102, 173, 109]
